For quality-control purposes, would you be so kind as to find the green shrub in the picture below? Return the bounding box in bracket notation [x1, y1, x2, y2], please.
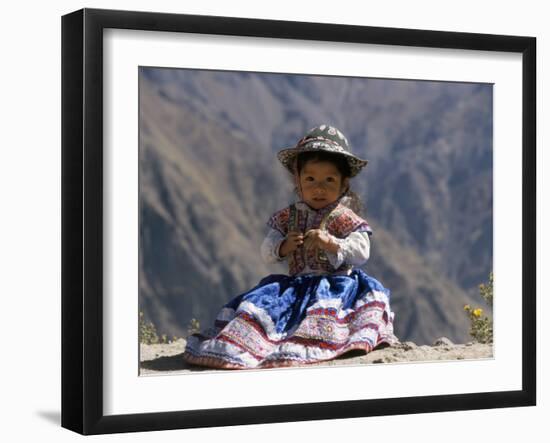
[139, 311, 198, 344]
[186, 318, 201, 336]
[464, 272, 493, 344]
[139, 311, 159, 344]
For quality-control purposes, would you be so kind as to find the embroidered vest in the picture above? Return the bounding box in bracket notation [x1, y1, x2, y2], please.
[267, 203, 371, 276]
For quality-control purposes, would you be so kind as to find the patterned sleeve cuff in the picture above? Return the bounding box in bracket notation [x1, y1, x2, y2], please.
[261, 229, 287, 264]
[274, 237, 286, 260]
[325, 232, 370, 268]
[325, 237, 346, 269]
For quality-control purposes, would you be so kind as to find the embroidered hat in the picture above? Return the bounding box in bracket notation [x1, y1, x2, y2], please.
[277, 124, 368, 177]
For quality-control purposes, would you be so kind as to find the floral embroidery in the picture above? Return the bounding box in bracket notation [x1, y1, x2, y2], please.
[267, 207, 290, 236]
[183, 286, 396, 369]
[267, 203, 370, 275]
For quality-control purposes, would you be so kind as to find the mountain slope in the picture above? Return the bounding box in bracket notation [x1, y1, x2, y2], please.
[138, 72, 491, 344]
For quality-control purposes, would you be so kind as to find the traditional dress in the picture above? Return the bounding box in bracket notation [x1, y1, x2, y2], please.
[183, 196, 397, 369]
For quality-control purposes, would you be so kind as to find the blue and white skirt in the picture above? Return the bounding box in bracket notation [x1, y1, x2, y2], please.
[183, 268, 397, 369]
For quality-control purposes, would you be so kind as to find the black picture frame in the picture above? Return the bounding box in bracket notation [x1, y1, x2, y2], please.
[61, 8, 536, 435]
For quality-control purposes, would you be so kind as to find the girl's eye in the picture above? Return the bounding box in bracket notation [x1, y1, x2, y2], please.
[305, 176, 314, 182]
[326, 177, 335, 182]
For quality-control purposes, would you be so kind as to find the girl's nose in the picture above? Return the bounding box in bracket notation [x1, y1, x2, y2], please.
[314, 182, 327, 191]
[313, 186, 326, 195]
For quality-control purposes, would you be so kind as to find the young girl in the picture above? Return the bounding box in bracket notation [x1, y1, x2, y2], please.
[183, 124, 397, 369]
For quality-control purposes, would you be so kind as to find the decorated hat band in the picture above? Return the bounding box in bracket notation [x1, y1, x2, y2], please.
[277, 124, 368, 178]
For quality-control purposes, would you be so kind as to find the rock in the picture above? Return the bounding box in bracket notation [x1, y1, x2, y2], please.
[433, 337, 454, 347]
[401, 341, 418, 351]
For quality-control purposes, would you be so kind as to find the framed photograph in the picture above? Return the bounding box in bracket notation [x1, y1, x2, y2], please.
[61, 8, 536, 435]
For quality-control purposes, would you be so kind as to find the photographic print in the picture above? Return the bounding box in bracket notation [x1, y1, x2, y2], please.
[62, 8, 535, 434]
[138, 67, 494, 375]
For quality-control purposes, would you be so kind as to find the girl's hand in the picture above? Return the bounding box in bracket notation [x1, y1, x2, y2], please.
[303, 229, 339, 254]
[279, 231, 304, 257]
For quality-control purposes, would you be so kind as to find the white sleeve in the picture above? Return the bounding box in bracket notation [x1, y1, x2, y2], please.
[260, 229, 286, 264]
[325, 231, 371, 269]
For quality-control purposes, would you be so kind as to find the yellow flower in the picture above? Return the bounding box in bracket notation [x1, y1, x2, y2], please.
[473, 308, 483, 318]
[464, 305, 471, 311]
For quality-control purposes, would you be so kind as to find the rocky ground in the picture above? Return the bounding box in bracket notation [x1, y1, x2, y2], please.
[139, 337, 493, 375]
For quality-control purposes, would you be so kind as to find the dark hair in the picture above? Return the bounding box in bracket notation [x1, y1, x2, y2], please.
[296, 151, 351, 179]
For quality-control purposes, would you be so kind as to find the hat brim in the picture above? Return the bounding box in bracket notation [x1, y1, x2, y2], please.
[277, 144, 368, 178]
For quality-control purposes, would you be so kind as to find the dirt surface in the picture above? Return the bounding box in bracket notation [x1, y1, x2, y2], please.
[139, 337, 493, 376]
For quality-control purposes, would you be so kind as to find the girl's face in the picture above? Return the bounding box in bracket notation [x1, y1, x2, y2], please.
[298, 160, 349, 210]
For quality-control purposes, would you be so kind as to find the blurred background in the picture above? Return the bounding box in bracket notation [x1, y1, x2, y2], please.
[138, 67, 493, 345]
